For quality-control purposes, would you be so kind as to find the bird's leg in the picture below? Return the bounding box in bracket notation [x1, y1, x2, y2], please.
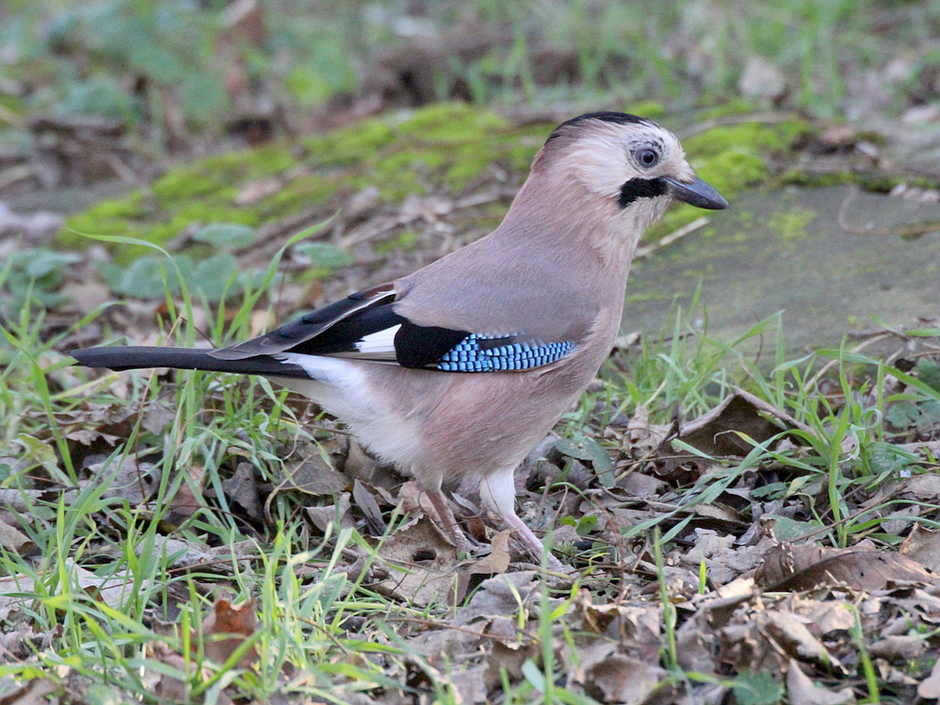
[478, 466, 566, 572]
[425, 489, 478, 554]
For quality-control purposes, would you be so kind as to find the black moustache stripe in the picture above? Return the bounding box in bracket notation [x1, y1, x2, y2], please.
[618, 177, 667, 208]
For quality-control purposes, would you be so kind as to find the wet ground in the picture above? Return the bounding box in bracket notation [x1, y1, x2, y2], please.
[626, 184, 940, 351]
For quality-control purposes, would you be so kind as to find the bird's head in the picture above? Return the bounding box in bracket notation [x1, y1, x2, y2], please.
[534, 112, 727, 222]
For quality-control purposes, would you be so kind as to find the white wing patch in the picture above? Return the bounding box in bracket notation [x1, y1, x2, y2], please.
[278, 324, 402, 363]
[308, 323, 401, 361]
[354, 324, 401, 356]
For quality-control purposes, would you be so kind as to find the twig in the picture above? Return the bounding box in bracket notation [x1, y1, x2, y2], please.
[635, 216, 710, 260]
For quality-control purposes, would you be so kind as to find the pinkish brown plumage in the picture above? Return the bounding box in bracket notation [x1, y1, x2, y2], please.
[71, 112, 727, 571]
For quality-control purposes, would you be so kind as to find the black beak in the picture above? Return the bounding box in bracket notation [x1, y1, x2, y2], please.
[663, 177, 728, 210]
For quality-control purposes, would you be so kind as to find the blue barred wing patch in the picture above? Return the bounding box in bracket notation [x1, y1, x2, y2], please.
[436, 334, 575, 372]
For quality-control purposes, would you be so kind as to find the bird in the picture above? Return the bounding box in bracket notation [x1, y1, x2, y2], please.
[71, 112, 727, 571]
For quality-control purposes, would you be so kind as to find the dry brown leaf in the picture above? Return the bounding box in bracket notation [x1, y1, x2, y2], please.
[675, 612, 718, 673]
[483, 629, 537, 691]
[234, 177, 283, 205]
[678, 389, 811, 457]
[150, 641, 234, 705]
[681, 529, 735, 566]
[786, 661, 856, 705]
[892, 587, 940, 625]
[0, 487, 48, 513]
[353, 479, 387, 536]
[574, 591, 661, 659]
[222, 462, 263, 521]
[342, 439, 386, 488]
[372, 516, 460, 607]
[151, 642, 202, 703]
[279, 456, 348, 496]
[867, 634, 926, 661]
[756, 543, 935, 592]
[453, 571, 540, 627]
[900, 524, 940, 572]
[469, 530, 511, 575]
[583, 654, 665, 705]
[164, 464, 206, 528]
[692, 502, 746, 527]
[710, 576, 758, 601]
[60, 279, 111, 316]
[623, 403, 671, 456]
[0, 676, 60, 705]
[0, 519, 30, 553]
[918, 657, 940, 699]
[764, 611, 840, 670]
[306, 492, 353, 533]
[398, 481, 462, 547]
[449, 665, 490, 704]
[199, 598, 259, 670]
[84, 455, 159, 505]
[617, 471, 668, 498]
[0, 564, 148, 615]
[142, 536, 250, 574]
[899, 474, 940, 501]
[799, 601, 855, 636]
[148, 599, 259, 700]
[55, 400, 175, 449]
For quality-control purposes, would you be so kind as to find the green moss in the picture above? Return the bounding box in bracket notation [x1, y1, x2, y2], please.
[625, 288, 678, 304]
[295, 104, 528, 200]
[259, 174, 344, 215]
[393, 102, 507, 141]
[58, 103, 545, 273]
[775, 168, 935, 194]
[171, 202, 260, 229]
[625, 100, 667, 120]
[150, 165, 224, 202]
[685, 121, 808, 160]
[697, 150, 769, 195]
[766, 206, 817, 240]
[302, 118, 397, 167]
[644, 119, 812, 243]
[150, 146, 295, 204]
[374, 229, 419, 255]
[61, 192, 150, 249]
[683, 120, 810, 200]
[696, 99, 763, 120]
[0, 94, 23, 113]
[776, 168, 850, 189]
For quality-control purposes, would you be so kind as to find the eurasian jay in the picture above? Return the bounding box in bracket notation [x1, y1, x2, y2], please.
[71, 112, 727, 570]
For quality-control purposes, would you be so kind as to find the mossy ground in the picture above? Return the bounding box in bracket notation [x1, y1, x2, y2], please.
[646, 118, 811, 240]
[62, 104, 547, 266]
[61, 103, 816, 283]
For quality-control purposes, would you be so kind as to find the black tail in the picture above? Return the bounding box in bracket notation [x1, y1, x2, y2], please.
[70, 346, 310, 379]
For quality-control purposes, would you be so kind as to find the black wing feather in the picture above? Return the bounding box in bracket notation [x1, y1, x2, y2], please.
[70, 346, 311, 378]
[285, 304, 467, 368]
[209, 281, 472, 369]
[393, 321, 469, 368]
[210, 283, 396, 360]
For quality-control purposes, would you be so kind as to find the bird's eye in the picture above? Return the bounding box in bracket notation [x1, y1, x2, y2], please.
[636, 148, 659, 168]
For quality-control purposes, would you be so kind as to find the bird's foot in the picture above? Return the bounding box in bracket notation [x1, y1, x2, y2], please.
[501, 511, 571, 574]
[425, 489, 481, 554]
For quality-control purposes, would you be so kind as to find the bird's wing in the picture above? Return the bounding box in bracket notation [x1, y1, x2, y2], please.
[210, 281, 577, 372]
[210, 283, 397, 360]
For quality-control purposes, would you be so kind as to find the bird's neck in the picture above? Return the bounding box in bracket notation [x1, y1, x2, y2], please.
[499, 173, 654, 275]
